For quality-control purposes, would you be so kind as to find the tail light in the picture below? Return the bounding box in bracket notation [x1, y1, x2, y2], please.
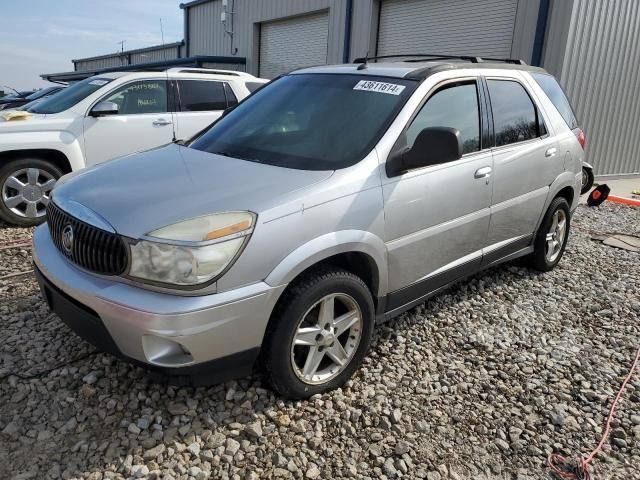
[575, 128, 586, 149]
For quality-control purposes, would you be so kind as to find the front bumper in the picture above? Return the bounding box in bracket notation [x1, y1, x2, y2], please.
[33, 224, 286, 383]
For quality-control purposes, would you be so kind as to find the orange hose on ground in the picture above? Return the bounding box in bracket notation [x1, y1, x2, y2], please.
[608, 195, 640, 207]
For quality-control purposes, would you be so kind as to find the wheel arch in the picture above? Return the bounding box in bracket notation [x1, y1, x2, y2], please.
[0, 149, 72, 174]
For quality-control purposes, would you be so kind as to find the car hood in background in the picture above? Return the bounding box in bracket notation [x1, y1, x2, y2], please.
[52, 144, 334, 238]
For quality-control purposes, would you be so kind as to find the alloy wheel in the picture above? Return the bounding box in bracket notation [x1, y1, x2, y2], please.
[290, 293, 363, 385]
[1, 167, 55, 219]
[545, 209, 567, 263]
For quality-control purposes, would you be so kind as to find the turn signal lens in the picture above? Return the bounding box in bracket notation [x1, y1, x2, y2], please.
[204, 219, 252, 241]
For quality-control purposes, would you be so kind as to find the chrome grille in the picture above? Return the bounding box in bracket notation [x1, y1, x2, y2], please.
[46, 202, 128, 276]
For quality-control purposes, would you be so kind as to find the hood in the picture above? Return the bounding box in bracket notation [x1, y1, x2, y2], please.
[52, 144, 334, 238]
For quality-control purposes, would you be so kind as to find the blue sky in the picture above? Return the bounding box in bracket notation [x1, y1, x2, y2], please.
[0, 0, 184, 91]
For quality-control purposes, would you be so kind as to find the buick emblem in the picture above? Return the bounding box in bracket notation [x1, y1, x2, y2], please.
[61, 225, 74, 254]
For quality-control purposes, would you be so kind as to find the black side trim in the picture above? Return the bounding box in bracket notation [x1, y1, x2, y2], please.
[482, 235, 533, 267]
[386, 257, 481, 312]
[35, 265, 259, 386]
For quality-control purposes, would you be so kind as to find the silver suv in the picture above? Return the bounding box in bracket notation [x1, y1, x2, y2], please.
[33, 56, 583, 399]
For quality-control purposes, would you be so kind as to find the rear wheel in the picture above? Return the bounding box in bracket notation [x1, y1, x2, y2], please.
[581, 166, 594, 195]
[0, 159, 61, 226]
[263, 267, 374, 399]
[526, 197, 571, 272]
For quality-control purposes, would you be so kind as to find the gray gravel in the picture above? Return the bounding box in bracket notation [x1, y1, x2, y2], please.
[1, 204, 639, 480]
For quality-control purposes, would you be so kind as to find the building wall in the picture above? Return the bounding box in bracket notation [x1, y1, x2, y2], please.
[74, 56, 127, 71]
[544, 0, 640, 175]
[73, 44, 182, 72]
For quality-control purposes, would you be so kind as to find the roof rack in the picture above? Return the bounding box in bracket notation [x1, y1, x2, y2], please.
[166, 67, 254, 77]
[352, 54, 527, 65]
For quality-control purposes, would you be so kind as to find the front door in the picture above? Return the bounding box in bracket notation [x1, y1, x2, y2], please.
[382, 79, 493, 311]
[83, 79, 175, 165]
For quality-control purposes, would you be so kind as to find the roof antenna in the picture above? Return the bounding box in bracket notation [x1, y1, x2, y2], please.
[357, 51, 369, 70]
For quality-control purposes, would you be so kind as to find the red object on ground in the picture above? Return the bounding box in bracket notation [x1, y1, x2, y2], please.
[607, 194, 640, 207]
[548, 347, 640, 480]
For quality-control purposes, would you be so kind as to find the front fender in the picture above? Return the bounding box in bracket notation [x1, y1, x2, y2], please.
[0, 131, 84, 171]
[265, 230, 388, 297]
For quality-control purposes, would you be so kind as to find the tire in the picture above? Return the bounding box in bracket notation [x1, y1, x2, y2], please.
[526, 197, 571, 272]
[0, 158, 62, 227]
[262, 266, 375, 399]
[581, 166, 594, 195]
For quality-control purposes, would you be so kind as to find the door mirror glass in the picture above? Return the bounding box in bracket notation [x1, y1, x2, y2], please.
[387, 127, 462, 177]
[90, 101, 119, 117]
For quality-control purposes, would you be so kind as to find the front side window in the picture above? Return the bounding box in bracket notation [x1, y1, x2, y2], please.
[400, 81, 481, 156]
[178, 80, 227, 112]
[190, 74, 417, 170]
[487, 80, 539, 147]
[103, 80, 168, 115]
[28, 77, 114, 114]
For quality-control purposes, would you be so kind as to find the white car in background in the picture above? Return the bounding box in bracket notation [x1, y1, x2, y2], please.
[0, 68, 267, 226]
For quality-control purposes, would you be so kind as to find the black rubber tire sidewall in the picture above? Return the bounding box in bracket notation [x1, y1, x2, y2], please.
[580, 167, 595, 195]
[263, 267, 375, 400]
[0, 158, 62, 227]
[527, 197, 571, 272]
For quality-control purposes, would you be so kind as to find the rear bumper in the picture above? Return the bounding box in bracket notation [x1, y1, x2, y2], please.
[32, 224, 286, 383]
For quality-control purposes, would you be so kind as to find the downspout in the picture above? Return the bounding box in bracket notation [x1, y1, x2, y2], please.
[342, 0, 354, 63]
[181, 3, 190, 58]
[531, 0, 551, 66]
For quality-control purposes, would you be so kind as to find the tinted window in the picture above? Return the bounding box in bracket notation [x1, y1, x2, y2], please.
[403, 82, 480, 155]
[245, 81, 266, 93]
[25, 86, 61, 101]
[223, 83, 238, 107]
[487, 80, 538, 147]
[104, 80, 168, 115]
[28, 77, 114, 114]
[531, 73, 578, 130]
[190, 74, 416, 170]
[178, 80, 227, 112]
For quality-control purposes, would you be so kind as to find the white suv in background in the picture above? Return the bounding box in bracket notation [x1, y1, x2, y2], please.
[0, 68, 267, 226]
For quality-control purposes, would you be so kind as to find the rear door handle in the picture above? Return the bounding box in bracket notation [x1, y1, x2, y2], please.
[152, 119, 172, 126]
[545, 147, 558, 157]
[474, 166, 492, 179]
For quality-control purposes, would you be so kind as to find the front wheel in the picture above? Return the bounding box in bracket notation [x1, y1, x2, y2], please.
[526, 197, 571, 272]
[581, 166, 594, 195]
[262, 267, 375, 399]
[0, 159, 61, 226]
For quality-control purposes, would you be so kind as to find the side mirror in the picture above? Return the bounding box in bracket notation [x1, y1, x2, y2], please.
[386, 127, 462, 177]
[90, 101, 119, 117]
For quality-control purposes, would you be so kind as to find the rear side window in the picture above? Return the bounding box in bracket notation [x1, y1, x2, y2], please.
[178, 80, 227, 112]
[487, 80, 539, 147]
[245, 81, 266, 93]
[223, 83, 238, 108]
[402, 81, 481, 155]
[531, 73, 579, 130]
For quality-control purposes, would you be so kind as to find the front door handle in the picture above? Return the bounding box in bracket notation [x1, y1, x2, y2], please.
[474, 166, 492, 179]
[545, 147, 558, 157]
[152, 119, 172, 126]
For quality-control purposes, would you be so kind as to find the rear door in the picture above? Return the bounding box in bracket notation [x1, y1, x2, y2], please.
[482, 75, 559, 264]
[173, 79, 235, 141]
[383, 78, 493, 310]
[83, 79, 175, 165]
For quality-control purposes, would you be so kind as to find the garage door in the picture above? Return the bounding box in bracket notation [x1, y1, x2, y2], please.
[377, 0, 518, 58]
[259, 12, 329, 79]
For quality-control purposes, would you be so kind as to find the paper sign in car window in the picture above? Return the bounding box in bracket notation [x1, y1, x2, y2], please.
[354, 80, 406, 95]
[89, 80, 109, 86]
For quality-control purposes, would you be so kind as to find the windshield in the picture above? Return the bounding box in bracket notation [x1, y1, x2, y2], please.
[190, 74, 417, 170]
[28, 77, 113, 114]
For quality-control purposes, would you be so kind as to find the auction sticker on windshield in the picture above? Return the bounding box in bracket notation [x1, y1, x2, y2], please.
[353, 80, 406, 95]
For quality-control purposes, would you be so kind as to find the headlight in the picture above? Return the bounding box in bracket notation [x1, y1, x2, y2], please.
[128, 212, 255, 287]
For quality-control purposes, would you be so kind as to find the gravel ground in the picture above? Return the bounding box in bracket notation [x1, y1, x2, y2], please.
[0, 203, 639, 480]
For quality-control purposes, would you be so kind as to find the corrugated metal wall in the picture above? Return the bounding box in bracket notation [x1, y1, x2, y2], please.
[545, 0, 640, 176]
[130, 46, 180, 64]
[74, 56, 127, 71]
